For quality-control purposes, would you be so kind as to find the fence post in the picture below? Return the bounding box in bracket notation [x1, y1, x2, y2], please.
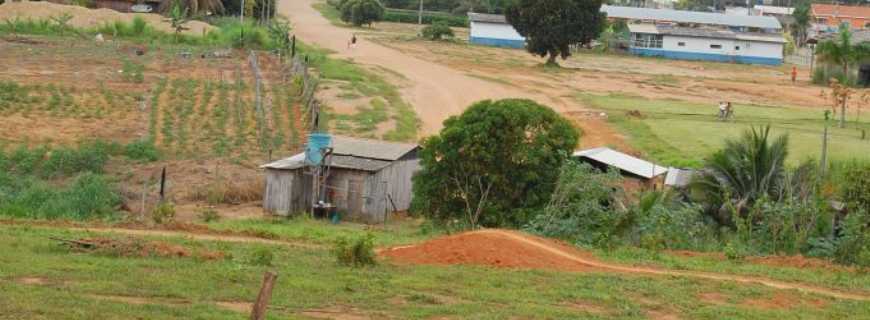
[250, 271, 278, 320]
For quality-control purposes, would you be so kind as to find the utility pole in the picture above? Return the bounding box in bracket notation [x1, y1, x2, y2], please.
[418, 0, 423, 25]
[821, 110, 831, 176]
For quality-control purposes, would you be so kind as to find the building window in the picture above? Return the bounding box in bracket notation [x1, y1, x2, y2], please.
[678, 42, 685, 46]
[631, 33, 663, 49]
[735, 46, 740, 50]
[710, 44, 722, 49]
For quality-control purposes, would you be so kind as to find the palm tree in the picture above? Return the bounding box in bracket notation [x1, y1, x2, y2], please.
[689, 126, 789, 226]
[815, 27, 870, 85]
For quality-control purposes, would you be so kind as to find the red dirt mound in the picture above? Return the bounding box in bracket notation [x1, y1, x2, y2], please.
[379, 229, 601, 272]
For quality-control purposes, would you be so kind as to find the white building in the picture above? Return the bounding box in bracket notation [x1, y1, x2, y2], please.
[628, 24, 785, 65]
[467, 12, 525, 48]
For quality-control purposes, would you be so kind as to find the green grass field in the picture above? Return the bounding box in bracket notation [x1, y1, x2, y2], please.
[2, 220, 870, 319]
[580, 93, 870, 168]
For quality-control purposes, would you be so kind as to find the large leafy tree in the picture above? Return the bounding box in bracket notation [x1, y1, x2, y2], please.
[411, 99, 579, 228]
[340, 0, 385, 27]
[690, 126, 789, 226]
[505, 0, 605, 66]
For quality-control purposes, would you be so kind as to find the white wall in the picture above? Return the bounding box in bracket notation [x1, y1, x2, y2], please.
[661, 35, 782, 59]
[470, 21, 525, 41]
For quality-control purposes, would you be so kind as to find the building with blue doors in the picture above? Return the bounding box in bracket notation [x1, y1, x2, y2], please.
[628, 24, 785, 65]
[467, 12, 525, 48]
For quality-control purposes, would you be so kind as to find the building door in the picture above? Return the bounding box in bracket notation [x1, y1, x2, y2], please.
[347, 179, 363, 216]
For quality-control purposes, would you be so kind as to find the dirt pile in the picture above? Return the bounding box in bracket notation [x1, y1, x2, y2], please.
[0, 1, 213, 35]
[379, 229, 601, 272]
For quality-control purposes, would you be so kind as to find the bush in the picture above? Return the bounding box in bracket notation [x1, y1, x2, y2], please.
[630, 192, 717, 251]
[124, 139, 160, 162]
[339, 0, 385, 26]
[121, 59, 145, 83]
[837, 161, 870, 212]
[334, 233, 376, 267]
[421, 20, 453, 40]
[0, 172, 119, 220]
[151, 201, 176, 224]
[249, 247, 274, 266]
[198, 208, 221, 222]
[524, 162, 628, 247]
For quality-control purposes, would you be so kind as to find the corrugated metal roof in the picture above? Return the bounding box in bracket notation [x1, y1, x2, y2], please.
[329, 155, 393, 171]
[468, 12, 508, 24]
[573, 147, 668, 179]
[331, 136, 418, 161]
[629, 24, 785, 43]
[665, 167, 695, 187]
[261, 153, 306, 170]
[603, 5, 782, 29]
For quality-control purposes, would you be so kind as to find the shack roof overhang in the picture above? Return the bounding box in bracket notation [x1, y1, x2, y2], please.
[573, 147, 668, 179]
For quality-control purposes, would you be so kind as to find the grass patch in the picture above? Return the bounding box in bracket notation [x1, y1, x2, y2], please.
[1, 224, 868, 319]
[580, 93, 870, 167]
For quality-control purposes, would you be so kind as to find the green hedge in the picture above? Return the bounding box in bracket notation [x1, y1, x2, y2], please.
[383, 9, 468, 27]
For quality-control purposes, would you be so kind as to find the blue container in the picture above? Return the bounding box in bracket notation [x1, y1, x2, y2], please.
[305, 133, 332, 165]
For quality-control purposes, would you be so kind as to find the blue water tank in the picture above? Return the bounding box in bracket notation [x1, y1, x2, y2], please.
[305, 133, 332, 165]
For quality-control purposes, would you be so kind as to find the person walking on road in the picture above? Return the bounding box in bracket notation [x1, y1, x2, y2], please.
[348, 34, 358, 50]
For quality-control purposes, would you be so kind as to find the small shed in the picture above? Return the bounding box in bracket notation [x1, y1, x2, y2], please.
[261, 136, 421, 223]
[467, 12, 526, 48]
[664, 167, 695, 188]
[573, 147, 668, 180]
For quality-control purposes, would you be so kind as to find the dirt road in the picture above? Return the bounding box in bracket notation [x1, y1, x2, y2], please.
[277, 0, 560, 135]
[487, 230, 870, 301]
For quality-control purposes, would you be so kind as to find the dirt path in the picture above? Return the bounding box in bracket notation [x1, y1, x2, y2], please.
[484, 230, 870, 302]
[277, 0, 561, 136]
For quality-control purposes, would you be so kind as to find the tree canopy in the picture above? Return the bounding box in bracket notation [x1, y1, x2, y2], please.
[816, 28, 870, 82]
[340, 0, 385, 27]
[505, 0, 605, 65]
[411, 99, 579, 228]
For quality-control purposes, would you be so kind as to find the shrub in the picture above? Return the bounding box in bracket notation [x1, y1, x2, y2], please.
[124, 139, 160, 162]
[837, 161, 870, 212]
[151, 201, 176, 224]
[0, 172, 119, 220]
[334, 233, 376, 267]
[248, 247, 274, 266]
[524, 162, 628, 247]
[630, 192, 716, 251]
[198, 208, 221, 223]
[121, 59, 145, 83]
[339, 0, 385, 27]
[834, 210, 870, 267]
[421, 20, 453, 40]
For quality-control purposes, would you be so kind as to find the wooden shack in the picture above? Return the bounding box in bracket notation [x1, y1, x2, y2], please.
[261, 136, 421, 223]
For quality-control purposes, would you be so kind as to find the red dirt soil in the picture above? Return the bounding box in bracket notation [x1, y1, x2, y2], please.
[379, 229, 602, 272]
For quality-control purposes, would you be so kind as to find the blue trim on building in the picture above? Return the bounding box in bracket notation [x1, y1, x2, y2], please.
[469, 36, 525, 49]
[629, 48, 782, 65]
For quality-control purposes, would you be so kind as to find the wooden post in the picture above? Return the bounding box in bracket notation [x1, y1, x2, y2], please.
[159, 167, 166, 201]
[250, 271, 278, 320]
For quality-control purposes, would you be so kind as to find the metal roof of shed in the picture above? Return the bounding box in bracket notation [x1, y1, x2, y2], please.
[603, 5, 782, 29]
[260, 136, 418, 171]
[331, 136, 418, 161]
[468, 12, 508, 24]
[573, 147, 668, 179]
[665, 167, 695, 187]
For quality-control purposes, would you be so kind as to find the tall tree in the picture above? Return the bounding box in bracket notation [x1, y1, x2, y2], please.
[792, 1, 810, 46]
[505, 0, 605, 66]
[690, 126, 789, 226]
[411, 99, 579, 228]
